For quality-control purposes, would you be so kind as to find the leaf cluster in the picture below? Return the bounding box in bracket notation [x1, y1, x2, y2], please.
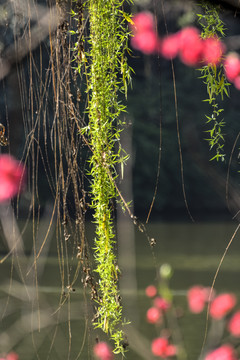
[82, 0, 132, 354]
[197, 2, 230, 162]
[197, 1, 226, 39]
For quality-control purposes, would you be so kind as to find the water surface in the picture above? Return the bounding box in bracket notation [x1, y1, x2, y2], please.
[0, 221, 240, 359]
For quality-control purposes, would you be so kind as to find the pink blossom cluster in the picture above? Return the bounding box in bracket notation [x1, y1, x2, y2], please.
[0, 154, 26, 203]
[224, 53, 240, 89]
[130, 12, 224, 66]
[145, 285, 176, 358]
[145, 285, 170, 324]
[130, 12, 240, 90]
[0, 353, 19, 360]
[210, 293, 237, 319]
[151, 337, 177, 358]
[188, 286, 240, 359]
[161, 27, 225, 66]
[205, 344, 238, 360]
[130, 12, 160, 54]
[187, 285, 214, 314]
[187, 286, 237, 320]
[93, 342, 113, 360]
[228, 310, 240, 337]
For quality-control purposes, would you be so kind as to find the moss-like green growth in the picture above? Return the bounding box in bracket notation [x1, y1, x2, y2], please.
[86, 0, 131, 353]
[198, 1, 230, 162]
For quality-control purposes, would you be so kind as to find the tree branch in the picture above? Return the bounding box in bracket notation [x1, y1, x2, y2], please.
[0, 3, 64, 81]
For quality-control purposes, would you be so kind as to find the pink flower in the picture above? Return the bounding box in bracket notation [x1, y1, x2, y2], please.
[210, 293, 236, 320]
[0, 154, 26, 202]
[153, 296, 170, 311]
[201, 37, 225, 65]
[131, 31, 160, 54]
[202, 287, 216, 303]
[151, 338, 177, 358]
[187, 286, 207, 313]
[131, 12, 155, 33]
[205, 344, 237, 360]
[146, 306, 161, 324]
[228, 311, 240, 337]
[130, 11, 160, 54]
[6, 353, 19, 360]
[234, 75, 240, 90]
[179, 27, 203, 66]
[160, 33, 181, 59]
[93, 342, 113, 360]
[224, 53, 240, 81]
[145, 285, 157, 298]
[180, 26, 201, 44]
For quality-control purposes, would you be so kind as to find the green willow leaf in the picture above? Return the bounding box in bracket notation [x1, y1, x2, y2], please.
[197, 1, 230, 161]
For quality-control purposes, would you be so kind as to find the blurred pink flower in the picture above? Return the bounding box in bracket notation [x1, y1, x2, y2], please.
[151, 337, 177, 358]
[202, 287, 216, 303]
[205, 344, 237, 360]
[224, 53, 240, 81]
[201, 37, 225, 65]
[153, 296, 170, 311]
[228, 311, 240, 337]
[131, 31, 160, 54]
[179, 26, 201, 44]
[234, 75, 240, 90]
[145, 285, 157, 298]
[179, 27, 203, 66]
[6, 353, 19, 360]
[0, 354, 19, 360]
[93, 342, 113, 360]
[187, 286, 207, 313]
[210, 293, 236, 320]
[146, 306, 161, 324]
[131, 12, 155, 33]
[160, 33, 181, 59]
[0, 154, 26, 202]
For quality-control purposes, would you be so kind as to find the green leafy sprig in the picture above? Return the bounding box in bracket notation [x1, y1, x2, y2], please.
[197, 1, 230, 162]
[86, 0, 132, 354]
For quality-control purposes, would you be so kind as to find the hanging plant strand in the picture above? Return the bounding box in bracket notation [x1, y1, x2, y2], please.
[87, 0, 131, 353]
[197, 1, 230, 162]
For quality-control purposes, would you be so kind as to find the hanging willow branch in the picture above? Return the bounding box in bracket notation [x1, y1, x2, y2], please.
[197, 1, 230, 161]
[86, 0, 131, 354]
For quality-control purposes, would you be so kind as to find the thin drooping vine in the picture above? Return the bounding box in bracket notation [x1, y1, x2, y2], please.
[197, 1, 230, 161]
[86, 0, 131, 354]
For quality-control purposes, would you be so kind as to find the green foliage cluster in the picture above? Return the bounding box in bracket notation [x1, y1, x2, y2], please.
[197, 2, 230, 161]
[86, 0, 131, 353]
